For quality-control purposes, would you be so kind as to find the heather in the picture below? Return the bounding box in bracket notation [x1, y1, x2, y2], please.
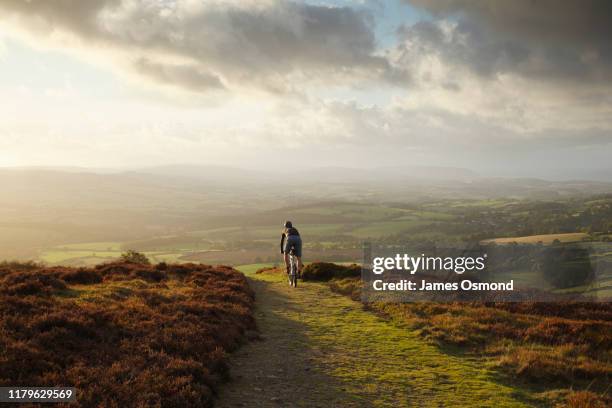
[0, 260, 255, 407]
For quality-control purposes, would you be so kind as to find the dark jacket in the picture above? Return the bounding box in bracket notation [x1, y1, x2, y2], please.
[280, 227, 300, 254]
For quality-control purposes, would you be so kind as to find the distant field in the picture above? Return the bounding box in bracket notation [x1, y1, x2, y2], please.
[481, 232, 589, 245]
[30, 197, 611, 268]
[57, 242, 122, 251]
[40, 250, 120, 264]
[351, 220, 431, 239]
[40, 245, 186, 266]
[147, 252, 186, 263]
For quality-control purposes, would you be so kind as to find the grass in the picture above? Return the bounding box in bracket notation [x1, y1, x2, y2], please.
[235, 263, 276, 274]
[0, 260, 255, 407]
[253, 269, 538, 407]
[301, 263, 612, 407]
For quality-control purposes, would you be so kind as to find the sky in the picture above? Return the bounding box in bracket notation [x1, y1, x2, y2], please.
[0, 0, 611, 178]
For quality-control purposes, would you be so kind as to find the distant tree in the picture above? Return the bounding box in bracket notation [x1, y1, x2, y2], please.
[552, 239, 561, 245]
[120, 250, 150, 265]
[540, 245, 594, 289]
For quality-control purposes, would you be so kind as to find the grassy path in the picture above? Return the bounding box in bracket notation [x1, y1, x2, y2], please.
[216, 272, 535, 407]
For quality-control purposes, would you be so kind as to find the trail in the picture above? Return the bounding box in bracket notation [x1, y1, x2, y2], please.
[215, 272, 534, 408]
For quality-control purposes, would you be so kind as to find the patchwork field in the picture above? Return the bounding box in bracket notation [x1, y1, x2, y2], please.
[25, 196, 612, 302]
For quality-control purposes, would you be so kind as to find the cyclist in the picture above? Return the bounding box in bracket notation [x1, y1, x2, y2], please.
[280, 221, 302, 275]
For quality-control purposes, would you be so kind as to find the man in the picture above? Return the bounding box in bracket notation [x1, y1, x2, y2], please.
[280, 221, 303, 275]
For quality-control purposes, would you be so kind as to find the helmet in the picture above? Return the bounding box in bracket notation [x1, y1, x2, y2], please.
[284, 221, 293, 228]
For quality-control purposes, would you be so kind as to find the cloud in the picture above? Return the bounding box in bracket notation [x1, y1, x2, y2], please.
[405, 0, 612, 83]
[396, 20, 529, 79]
[409, 0, 612, 47]
[0, 0, 610, 175]
[132, 58, 225, 92]
[0, 0, 400, 93]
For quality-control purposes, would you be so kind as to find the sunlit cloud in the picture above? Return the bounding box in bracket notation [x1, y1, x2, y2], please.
[0, 0, 610, 175]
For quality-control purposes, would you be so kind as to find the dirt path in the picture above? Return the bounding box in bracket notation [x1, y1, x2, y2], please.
[215, 273, 534, 408]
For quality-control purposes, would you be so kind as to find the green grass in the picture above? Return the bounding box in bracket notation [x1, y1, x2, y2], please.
[235, 263, 276, 274]
[253, 272, 538, 407]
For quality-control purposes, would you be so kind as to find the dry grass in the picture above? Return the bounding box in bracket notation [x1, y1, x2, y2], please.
[0, 260, 255, 407]
[560, 390, 609, 408]
[481, 232, 588, 245]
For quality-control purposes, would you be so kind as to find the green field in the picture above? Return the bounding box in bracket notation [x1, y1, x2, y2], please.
[40, 245, 185, 266]
[33, 196, 612, 300]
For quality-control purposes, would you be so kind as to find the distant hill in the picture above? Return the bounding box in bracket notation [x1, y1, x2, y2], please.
[286, 165, 478, 184]
[133, 164, 275, 184]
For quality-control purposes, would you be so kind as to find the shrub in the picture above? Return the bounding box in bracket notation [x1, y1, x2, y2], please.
[540, 245, 594, 289]
[301, 262, 361, 281]
[59, 268, 103, 284]
[119, 250, 150, 265]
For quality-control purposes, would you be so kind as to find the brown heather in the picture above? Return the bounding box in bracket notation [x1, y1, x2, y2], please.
[0, 261, 255, 407]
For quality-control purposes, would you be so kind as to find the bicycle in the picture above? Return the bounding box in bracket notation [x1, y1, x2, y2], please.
[288, 245, 298, 287]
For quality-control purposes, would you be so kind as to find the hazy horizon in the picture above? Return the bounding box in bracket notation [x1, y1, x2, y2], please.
[0, 0, 611, 177]
[2, 162, 612, 182]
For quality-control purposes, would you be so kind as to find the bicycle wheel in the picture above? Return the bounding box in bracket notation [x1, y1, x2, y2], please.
[289, 255, 298, 287]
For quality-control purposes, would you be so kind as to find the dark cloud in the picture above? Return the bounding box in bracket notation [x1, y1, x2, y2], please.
[409, 0, 612, 48]
[0, 0, 400, 92]
[405, 0, 612, 82]
[397, 20, 530, 78]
